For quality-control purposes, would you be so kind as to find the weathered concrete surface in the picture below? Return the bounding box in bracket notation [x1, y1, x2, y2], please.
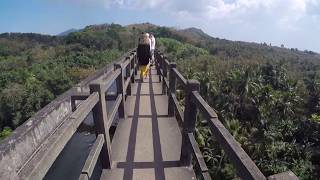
[0, 52, 132, 179]
[267, 171, 299, 180]
[0, 90, 73, 180]
[101, 167, 196, 180]
[102, 69, 196, 179]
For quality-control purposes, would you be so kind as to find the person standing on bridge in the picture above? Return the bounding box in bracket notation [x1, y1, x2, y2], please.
[149, 33, 156, 65]
[137, 32, 151, 81]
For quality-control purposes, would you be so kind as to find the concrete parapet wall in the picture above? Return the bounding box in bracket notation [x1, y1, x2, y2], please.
[0, 52, 131, 179]
[0, 90, 73, 179]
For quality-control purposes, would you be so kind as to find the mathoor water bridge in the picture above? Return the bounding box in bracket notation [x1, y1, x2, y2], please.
[0, 50, 299, 180]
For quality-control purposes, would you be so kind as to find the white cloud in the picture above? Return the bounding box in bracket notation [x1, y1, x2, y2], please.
[54, 0, 320, 51]
[172, 0, 319, 30]
[107, 0, 319, 31]
[60, 0, 320, 28]
[112, 0, 166, 8]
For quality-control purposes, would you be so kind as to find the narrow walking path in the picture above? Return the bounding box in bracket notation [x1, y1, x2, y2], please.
[100, 68, 196, 180]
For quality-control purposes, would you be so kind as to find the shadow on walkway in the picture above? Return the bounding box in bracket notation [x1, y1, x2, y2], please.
[117, 71, 180, 180]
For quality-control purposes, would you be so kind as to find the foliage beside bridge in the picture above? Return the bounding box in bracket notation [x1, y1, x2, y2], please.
[0, 25, 134, 140]
[157, 37, 320, 179]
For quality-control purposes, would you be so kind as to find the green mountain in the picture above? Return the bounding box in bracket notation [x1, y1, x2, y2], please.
[57, 28, 79, 36]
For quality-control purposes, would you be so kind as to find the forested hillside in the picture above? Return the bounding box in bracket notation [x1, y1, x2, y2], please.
[156, 37, 320, 179]
[0, 24, 137, 139]
[1, 23, 319, 179]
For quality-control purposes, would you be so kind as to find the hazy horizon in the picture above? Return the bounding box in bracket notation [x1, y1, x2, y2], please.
[1, 0, 320, 52]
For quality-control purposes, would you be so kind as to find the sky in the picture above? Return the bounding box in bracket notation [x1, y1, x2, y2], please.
[0, 0, 320, 52]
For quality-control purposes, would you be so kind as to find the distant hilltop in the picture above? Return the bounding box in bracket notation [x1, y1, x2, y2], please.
[4, 22, 319, 57]
[57, 28, 79, 36]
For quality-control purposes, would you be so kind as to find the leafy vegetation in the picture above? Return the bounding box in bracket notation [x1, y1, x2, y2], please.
[157, 37, 320, 179]
[0, 24, 140, 140]
[1, 23, 320, 179]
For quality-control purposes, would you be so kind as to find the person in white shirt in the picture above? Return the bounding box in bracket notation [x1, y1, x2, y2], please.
[149, 33, 156, 65]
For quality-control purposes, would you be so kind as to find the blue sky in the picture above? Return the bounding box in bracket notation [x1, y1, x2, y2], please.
[1, 0, 320, 52]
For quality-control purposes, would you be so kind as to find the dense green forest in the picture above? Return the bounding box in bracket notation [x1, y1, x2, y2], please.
[0, 24, 137, 139]
[1, 23, 320, 179]
[156, 38, 320, 179]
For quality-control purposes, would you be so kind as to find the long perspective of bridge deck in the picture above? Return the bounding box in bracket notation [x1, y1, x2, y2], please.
[101, 67, 196, 180]
[0, 50, 299, 180]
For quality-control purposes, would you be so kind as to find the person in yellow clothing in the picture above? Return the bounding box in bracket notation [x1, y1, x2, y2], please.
[137, 32, 151, 81]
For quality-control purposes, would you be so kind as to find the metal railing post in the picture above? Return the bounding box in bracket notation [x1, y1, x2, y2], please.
[155, 50, 162, 82]
[130, 53, 135, 84]
[159, 53, 164, 83]
[89, 83, 112, 169]
[71, 95, 77, 112]
[162, 57, 168, 95]
[114, 63, 126, 119]
[134, 52, 138, 76]
[168, 63, 177, 116]
[180, 79, 200, 166]
[125, 56, 132, 96]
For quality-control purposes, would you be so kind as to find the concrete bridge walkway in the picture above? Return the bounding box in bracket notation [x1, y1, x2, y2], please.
[101, 67, 196, 180]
